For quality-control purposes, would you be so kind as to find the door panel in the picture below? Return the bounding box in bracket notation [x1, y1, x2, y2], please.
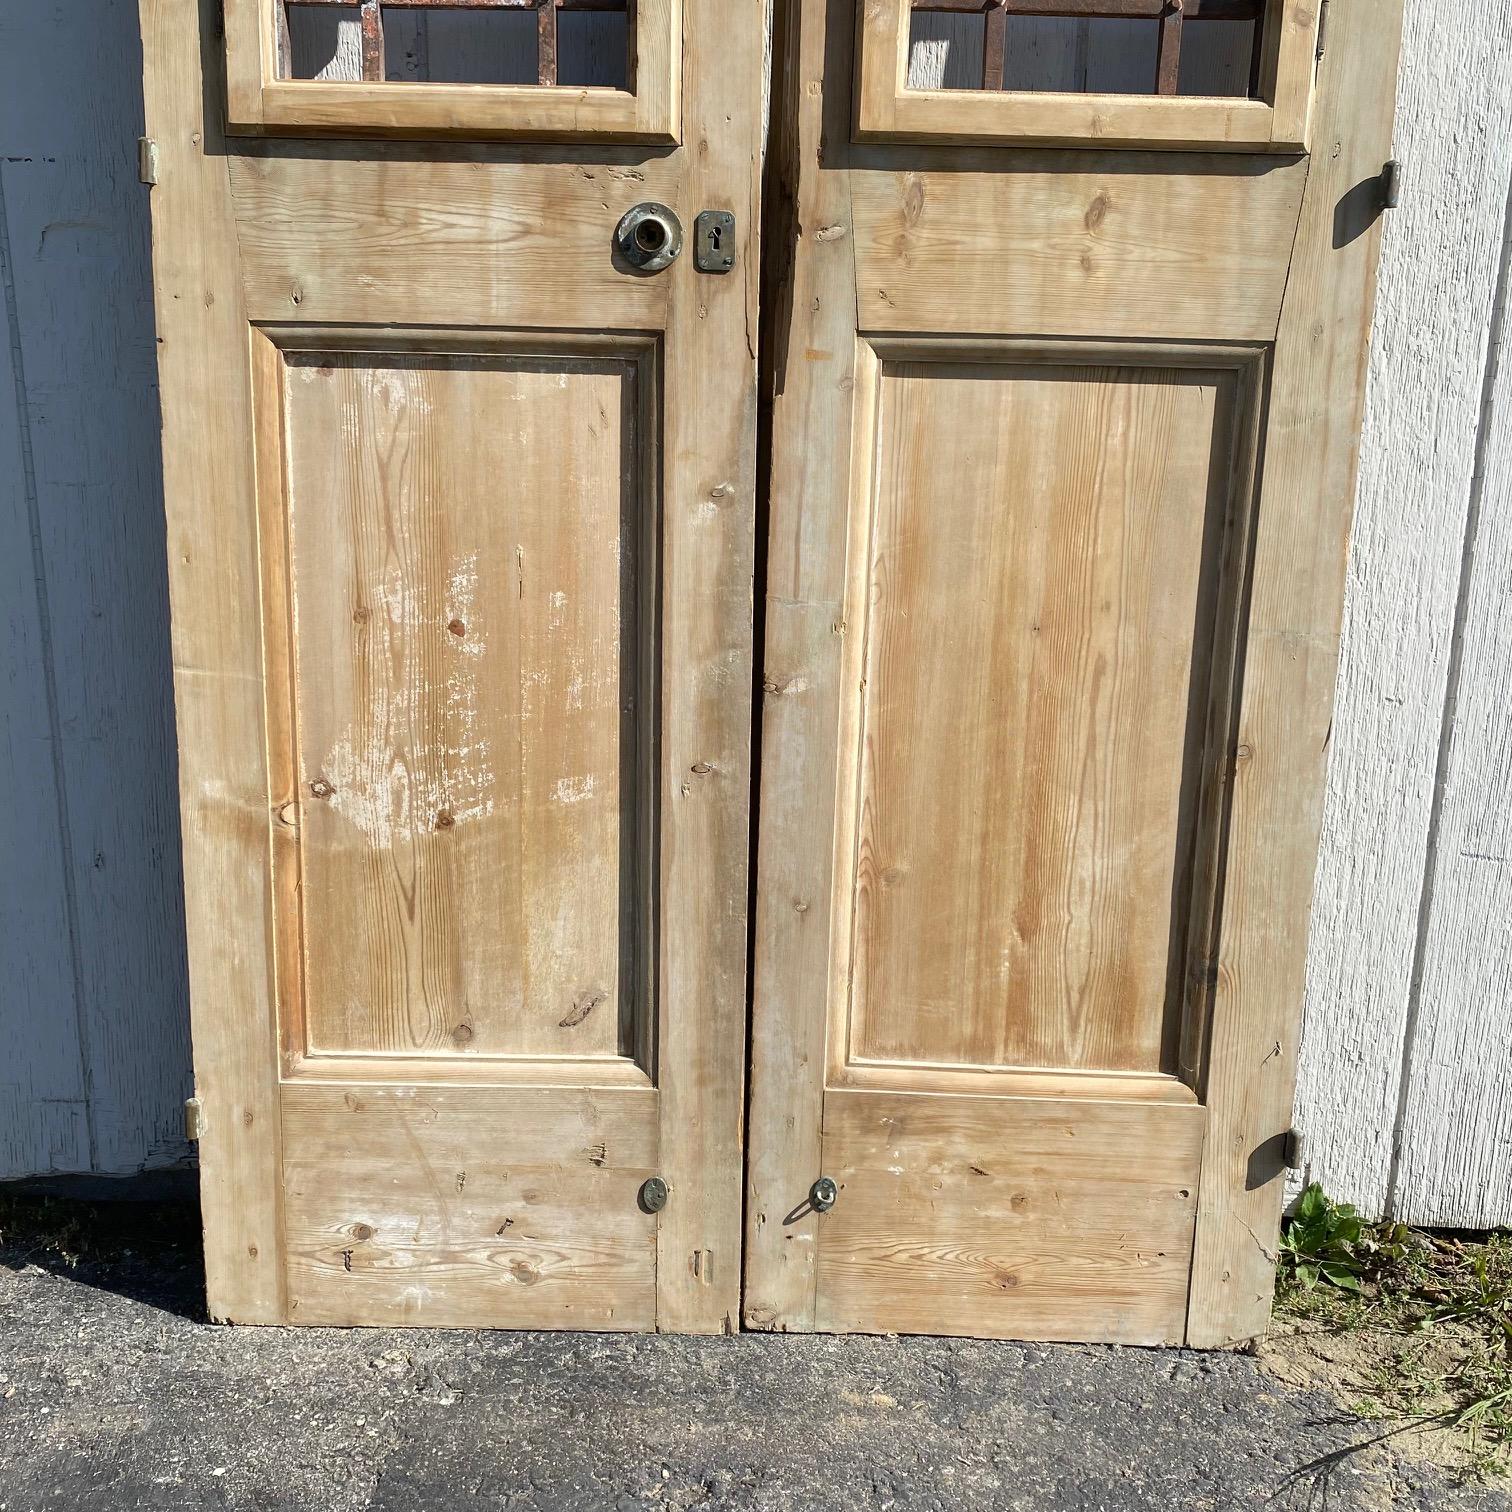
[849, 159, 1307, 341]
[814, 1091, 1203, 1342]
[846, 356, 1233, 1081]
[269, 341, 653, 1071]
[280, 1083, 658, 1327]
[141, 0, 759, 1330]
[746, 0, 1402, 1346]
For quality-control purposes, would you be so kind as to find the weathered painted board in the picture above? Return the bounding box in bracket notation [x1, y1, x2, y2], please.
[0, 0, 192, 1179]
[1294, 8, 1512, 1222]
[1392, 219, 1512, 1229]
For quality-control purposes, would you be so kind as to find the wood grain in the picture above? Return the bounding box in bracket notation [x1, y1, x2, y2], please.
[138, 0, 287, 1322]
[649, 0, 764, 1336]
[813, 1089, 1204, 1343]
[273, 348, 646, 1063]
[230, 148, 679, 331]
[742, 0, 862, 1333]
[851, 157, 1307, 343]
[847, 359, 1233, 1078]
[281, 1081, 657, 1327]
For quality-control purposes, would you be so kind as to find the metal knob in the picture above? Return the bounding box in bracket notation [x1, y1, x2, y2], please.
[810, 1176, 838, 1213]
[615, 202, 683, 272]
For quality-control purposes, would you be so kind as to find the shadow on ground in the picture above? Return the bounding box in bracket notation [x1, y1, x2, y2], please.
[1, 1190, 1508, 1512]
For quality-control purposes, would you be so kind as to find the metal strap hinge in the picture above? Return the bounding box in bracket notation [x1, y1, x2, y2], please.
[138, 137, 159, 186]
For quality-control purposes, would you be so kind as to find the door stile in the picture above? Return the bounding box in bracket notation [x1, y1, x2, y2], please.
[139, 0, 287, 1324]
[1186, 0, 1405, 1347]
[651, 0, 763, 1335]
[743, 0, 861, 1333]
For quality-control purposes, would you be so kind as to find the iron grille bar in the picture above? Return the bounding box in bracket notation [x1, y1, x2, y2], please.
[908, 0, 1263, 99]
[281, 0, 630, 85]
[1155, 0, 1183, 93]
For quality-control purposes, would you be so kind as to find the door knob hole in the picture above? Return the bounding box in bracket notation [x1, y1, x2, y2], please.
[614, 203, 683, 273]
[634, 220, 667, 255]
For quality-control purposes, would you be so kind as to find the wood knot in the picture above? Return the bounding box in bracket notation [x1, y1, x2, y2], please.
[309, 778, 335, 800]
[351, 1223, 374, 1241]
[560, 989, 606, 1028]
[435, 810, 456, 830]
[447, 618, 467, 638]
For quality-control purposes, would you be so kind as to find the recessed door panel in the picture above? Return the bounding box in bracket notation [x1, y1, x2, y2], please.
[274, 346, 653, 1070]
[849, 359, 1232, 1079]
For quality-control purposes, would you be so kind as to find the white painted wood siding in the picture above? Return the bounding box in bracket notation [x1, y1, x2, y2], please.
[0, 5, 1508, 1228]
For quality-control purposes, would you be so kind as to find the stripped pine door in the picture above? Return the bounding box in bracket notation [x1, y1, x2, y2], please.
[746, 0, 1403, 1346]
[139, 0, 761, 1329]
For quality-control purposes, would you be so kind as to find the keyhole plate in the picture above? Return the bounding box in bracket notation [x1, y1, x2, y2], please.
[694, 210, 737, 274]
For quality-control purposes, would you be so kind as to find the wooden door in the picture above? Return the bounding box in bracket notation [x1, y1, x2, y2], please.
[746, 0, 1402, 1346]
[139, 0, 760, 1330]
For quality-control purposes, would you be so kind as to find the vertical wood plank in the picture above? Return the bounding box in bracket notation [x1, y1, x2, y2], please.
[743, 0, 860, 1333]
[0, 0, 191, 1180]
[0, 169, 92, 1179]
[138, 0, 286, 1321]
[1393, 209, 1512, 1229]
[1187, 0, 1404, 1347]
[652, 0, 762, 1334]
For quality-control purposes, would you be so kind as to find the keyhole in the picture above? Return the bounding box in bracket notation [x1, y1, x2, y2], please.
[709, 225, 723, 251]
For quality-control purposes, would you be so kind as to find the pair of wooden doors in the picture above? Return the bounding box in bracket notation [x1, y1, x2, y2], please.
[141, 0, 1401, 1343]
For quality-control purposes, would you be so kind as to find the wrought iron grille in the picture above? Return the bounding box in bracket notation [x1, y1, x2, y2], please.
[908, 0, 1266, 97]
[280, 0, 633, 85]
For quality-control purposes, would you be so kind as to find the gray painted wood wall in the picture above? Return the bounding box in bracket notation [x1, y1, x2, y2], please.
[1, 4, 1508, 1227]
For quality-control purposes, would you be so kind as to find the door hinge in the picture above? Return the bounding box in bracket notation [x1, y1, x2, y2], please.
[1282, 1128, 1307, 1172]
[1381, 159, 1403, 211]
[1315, 0, 1329, 61]
[138, 137, 159, 186]
[184, 1096, 203, 1143]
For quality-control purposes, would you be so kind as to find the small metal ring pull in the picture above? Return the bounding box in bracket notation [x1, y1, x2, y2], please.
[615, 202, 683, 272]
[810, 1176, 838, 1213]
